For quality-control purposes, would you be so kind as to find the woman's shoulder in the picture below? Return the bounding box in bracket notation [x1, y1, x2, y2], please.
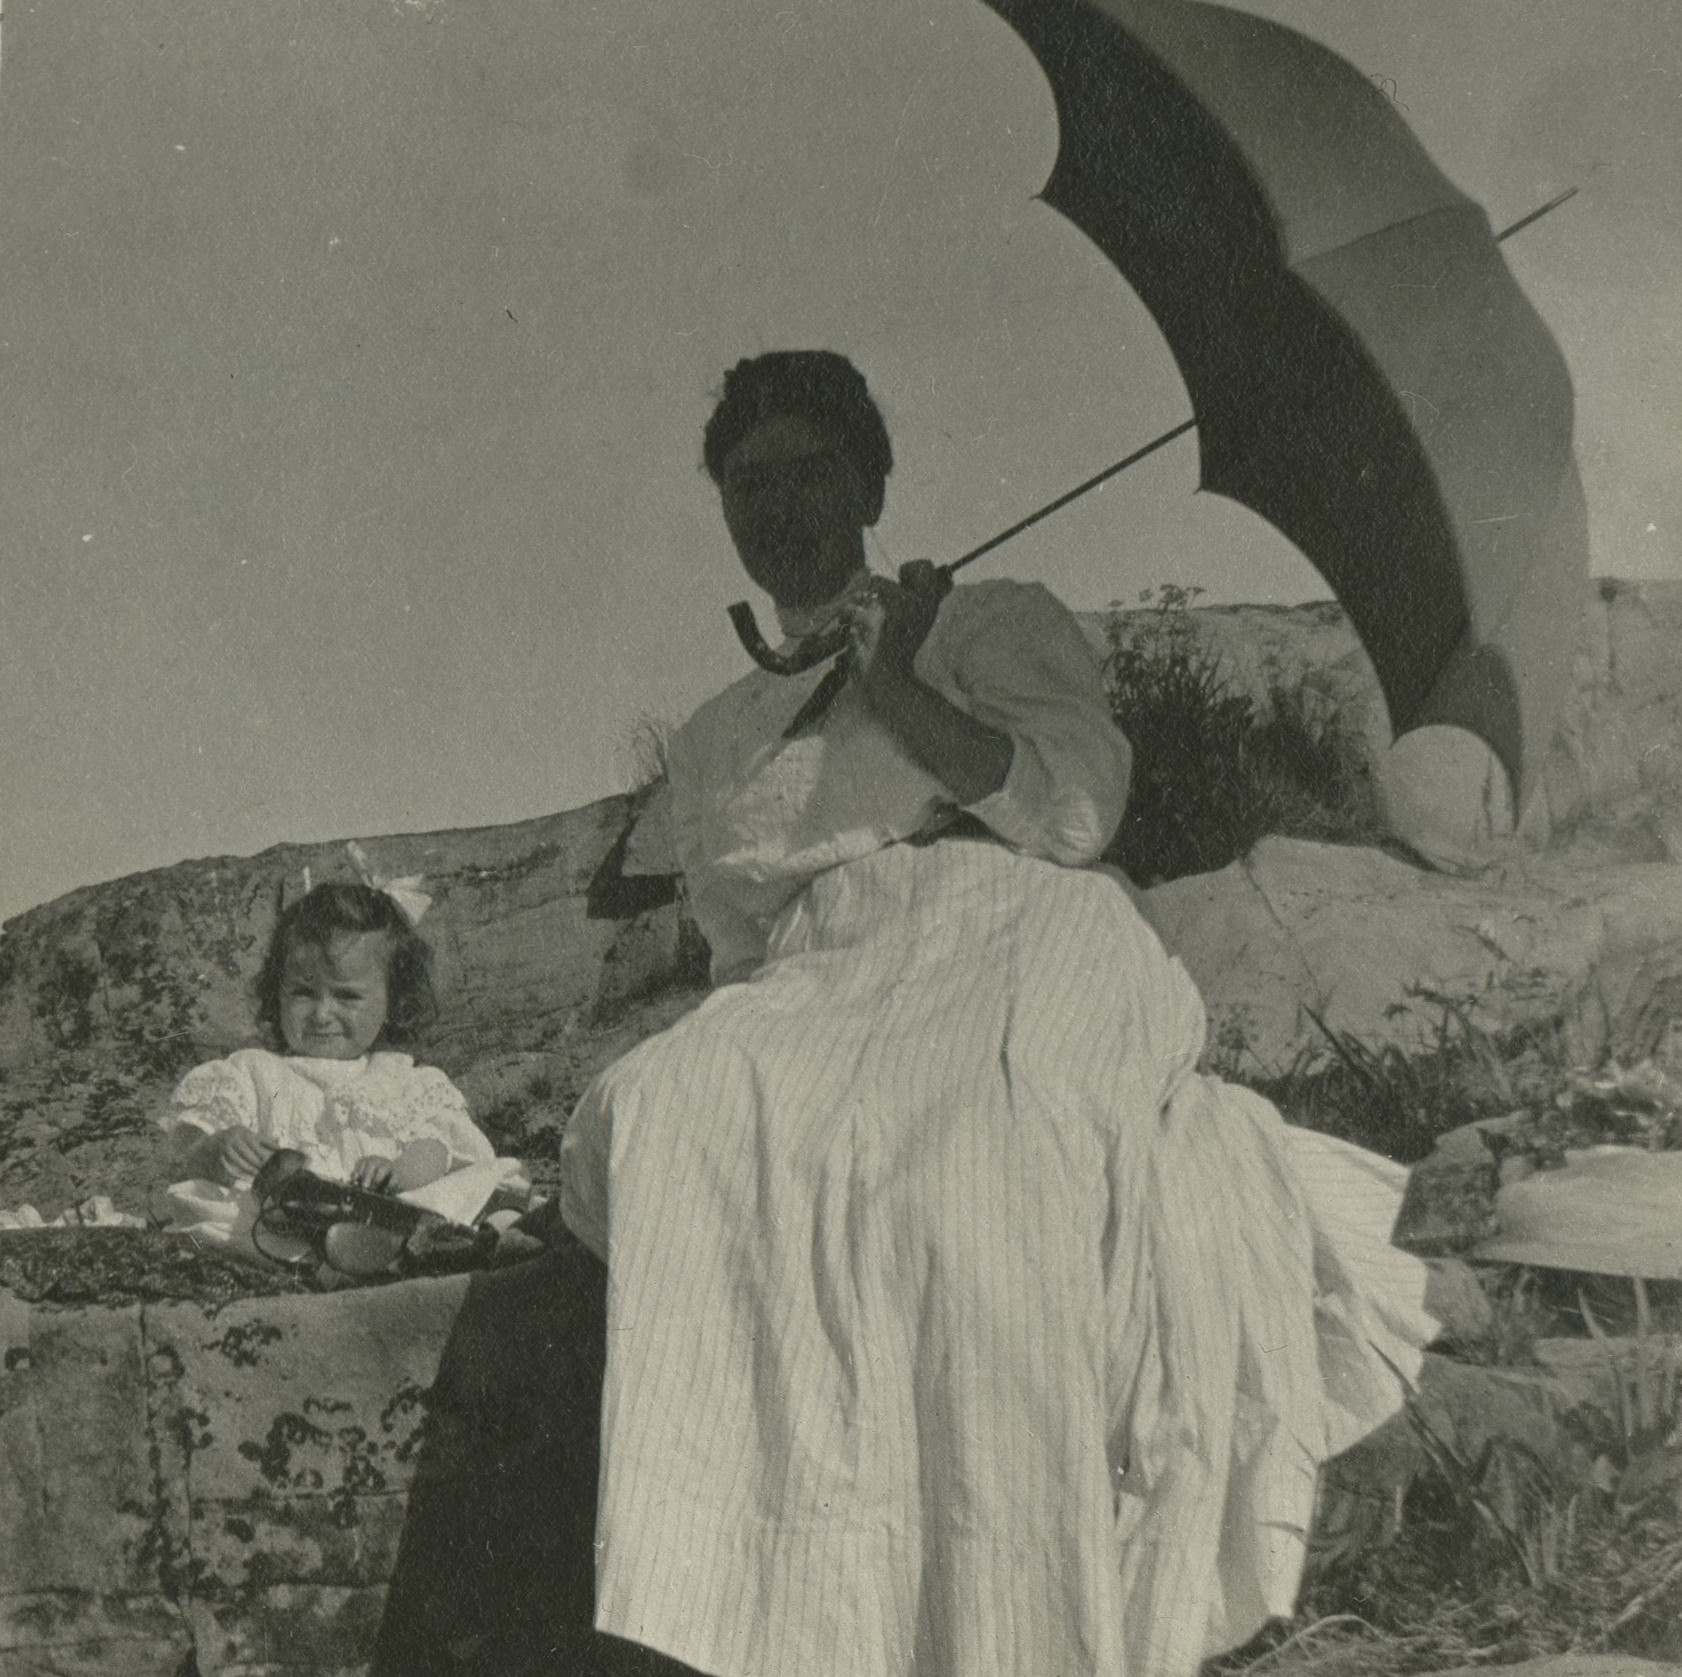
[931, 576, 1092, 659]
[944, 575, 1078, 622]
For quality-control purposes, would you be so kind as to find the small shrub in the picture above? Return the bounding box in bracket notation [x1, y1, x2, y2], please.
[1099, 586, 1380, 885]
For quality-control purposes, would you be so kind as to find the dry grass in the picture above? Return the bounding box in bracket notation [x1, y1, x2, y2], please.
[1209, 1271, 1682, 1677]
[1211, 1372, 1682, 1669]
[1196, 953, 1682, 1673]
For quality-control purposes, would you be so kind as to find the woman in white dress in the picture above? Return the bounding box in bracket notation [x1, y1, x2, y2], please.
[559, 351, 1436, 1677]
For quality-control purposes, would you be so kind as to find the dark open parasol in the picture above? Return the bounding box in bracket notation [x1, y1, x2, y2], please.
[733, 0, 1586, 808]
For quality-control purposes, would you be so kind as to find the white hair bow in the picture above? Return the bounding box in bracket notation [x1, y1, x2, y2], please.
[345, 841, 433, 927]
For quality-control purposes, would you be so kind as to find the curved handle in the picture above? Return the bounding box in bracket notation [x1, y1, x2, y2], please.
[726, 601, 849, 674]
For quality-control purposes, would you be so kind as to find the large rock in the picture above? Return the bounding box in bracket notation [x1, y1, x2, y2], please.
[0, 1265, 466, 1676]
[6, 1232, 1669, 1677]
[0, 1236, 726, 1676]
[2, 579, 1676, 1220]
[1150, 837, 1682, 1076]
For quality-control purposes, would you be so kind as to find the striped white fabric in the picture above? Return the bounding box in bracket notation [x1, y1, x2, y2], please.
[659, 578, 1134, 985]
[561, 841, 1436, 1677]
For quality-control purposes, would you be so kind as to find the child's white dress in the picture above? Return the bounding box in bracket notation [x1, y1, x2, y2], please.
[153, 1048, 495, 1247]
[561, 577, 1439, 1677]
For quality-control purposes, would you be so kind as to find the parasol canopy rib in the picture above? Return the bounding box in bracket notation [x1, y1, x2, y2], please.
[980, 0, 1586, 803]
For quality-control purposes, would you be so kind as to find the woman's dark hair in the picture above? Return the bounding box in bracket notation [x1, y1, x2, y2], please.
[255, 881, 437, 1050]
[701, 350, 893, 493]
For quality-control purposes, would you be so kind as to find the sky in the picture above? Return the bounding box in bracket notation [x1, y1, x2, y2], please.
[2, 0, 1679, 924]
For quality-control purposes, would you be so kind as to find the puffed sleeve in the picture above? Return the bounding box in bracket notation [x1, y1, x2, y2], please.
[402, 1066, 496, 1167]
[941, 581, 1132, 865]
[162, 1055, 260, 1141]
[158, 1054, 263, 1174]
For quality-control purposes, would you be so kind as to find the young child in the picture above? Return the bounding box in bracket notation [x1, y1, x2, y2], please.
[152, 880, 498, 1250]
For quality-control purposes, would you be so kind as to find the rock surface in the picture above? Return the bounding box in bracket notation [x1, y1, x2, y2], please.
[2, 581, 1680, 1674]
[0, 1257, 469, 1676]
[6, 1225, 1670, 1677]
[1148, 838, 1682, 1076]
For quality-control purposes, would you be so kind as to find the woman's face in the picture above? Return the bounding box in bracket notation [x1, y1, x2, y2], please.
[718, 413, 877, 610]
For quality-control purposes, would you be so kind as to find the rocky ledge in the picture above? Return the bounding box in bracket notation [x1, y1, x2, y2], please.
[2, 581, 1679, 1674]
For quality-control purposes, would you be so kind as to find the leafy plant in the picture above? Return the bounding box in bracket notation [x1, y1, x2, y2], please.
[1578, 1282, 1682, 1523]
[1098, 586, 1381, 885]
[1391, 1369, 1585, 1592]
[1275, 1299, 1682, 1674]
[1250, 985, 1569, 1163]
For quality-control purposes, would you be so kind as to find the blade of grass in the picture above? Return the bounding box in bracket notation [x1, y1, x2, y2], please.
[1237, 1614, 1379, 1674]
[1635, 1277, 1655, 1438]
[1306, 1008, 1383, 1092]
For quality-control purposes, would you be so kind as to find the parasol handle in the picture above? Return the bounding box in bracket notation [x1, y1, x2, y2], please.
[726, 601, 850, 676]
[727, 186, 1577, 673]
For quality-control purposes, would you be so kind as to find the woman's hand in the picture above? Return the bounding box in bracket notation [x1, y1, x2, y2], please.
[842, 560, 952, 692]
[838, 561, 1014, 806]
[352, 1154, 397, 1194]
[206, 1125, 277, 1185]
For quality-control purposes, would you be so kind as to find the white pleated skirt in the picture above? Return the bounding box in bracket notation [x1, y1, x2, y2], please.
[561, 839, 1435, 1677]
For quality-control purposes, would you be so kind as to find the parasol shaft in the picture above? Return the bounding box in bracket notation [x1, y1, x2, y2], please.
[1493, 184, 1578, 244]
[944, 186, 1578, 580]
[945, 420, 1195, 575]
[728, 185, 1576, 681]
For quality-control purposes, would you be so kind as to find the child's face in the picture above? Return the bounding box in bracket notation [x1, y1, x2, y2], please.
[278, 932, 392, 1060]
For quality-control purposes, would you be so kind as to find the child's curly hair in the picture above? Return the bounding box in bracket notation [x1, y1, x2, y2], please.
[255, 882, 437, 1050]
